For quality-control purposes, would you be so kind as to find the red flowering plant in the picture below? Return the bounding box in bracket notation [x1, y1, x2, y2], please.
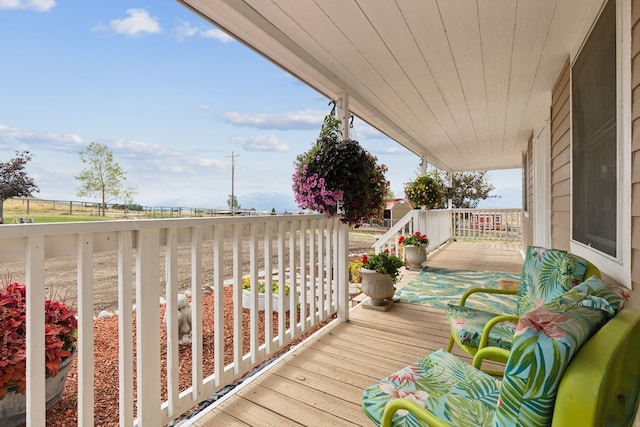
[398, 231, 429, 248]
[0, 280, 77, 399]
[360, 251, 404, 284]
[292, 107, 390, 227]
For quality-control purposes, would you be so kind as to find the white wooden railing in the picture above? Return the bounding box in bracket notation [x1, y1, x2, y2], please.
[374, 208, 522, 255]
[374, 209, 452, 256]
[0, 215, 349, 426]
[451, 208, 522, 242]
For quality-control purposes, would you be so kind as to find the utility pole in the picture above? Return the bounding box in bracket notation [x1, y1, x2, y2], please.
[227, 151, 239, 215]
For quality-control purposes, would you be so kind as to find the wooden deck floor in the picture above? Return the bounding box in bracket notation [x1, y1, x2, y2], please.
[188, 241, 524, 427]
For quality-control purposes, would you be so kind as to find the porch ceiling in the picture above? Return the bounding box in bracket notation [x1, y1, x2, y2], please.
[179, 0, 604, 172]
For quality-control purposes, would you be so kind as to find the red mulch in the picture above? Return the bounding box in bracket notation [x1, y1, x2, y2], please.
[44, 287, 334, 426]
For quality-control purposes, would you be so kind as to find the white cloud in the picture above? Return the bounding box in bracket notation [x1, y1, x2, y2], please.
[222, 110, 324, 130]
[174, 19, 198, 40]
[173, 19, 234, 43]
[0, 124, 84, 151]
[188, 158, 225, 168]
[231, 135, 290, 152]
[200, 28, 233, 43]
[108, 9, 161, 37]
[0, 0, 54, 11]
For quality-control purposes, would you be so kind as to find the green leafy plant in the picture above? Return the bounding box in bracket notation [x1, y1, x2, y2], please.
[241, 276, 290, 295]
[404, 174, 445, 209]
[398, 231, 429, 247]
[361, 251, 404, 284]
[0, 281, 77, 400]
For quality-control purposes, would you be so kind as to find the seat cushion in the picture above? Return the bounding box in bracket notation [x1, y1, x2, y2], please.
[495, 281, 616, 427]
[515, 246, 587, 315]
[362, 349, 500, 427]
[446, 305, 517, 350]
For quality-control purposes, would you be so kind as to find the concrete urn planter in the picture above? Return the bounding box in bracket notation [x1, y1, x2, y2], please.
[404, 245, 427, 270]
[359, 268, 395, 306]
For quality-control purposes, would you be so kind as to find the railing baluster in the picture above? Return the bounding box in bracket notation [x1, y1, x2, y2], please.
[289, 220, 297, 340]
[232, 224, 242, 374]
[25, 235, 45, 427]
[263, 222, 273, 353]
[277, 221, 286, 345]
[136, 228, 161, 426]
[77, 233, 94, 426]
[164, 228, 179, 416]
[309, 221, 317, 326]
[212, 224, 225, 387]
[299, 219, 308, 331]
[119, 231, 134, 426]
[249, 222, 259, 363]
[191, 226, 203, 400]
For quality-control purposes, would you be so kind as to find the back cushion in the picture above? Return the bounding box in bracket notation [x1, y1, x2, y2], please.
[516, 246, 587, 315]
[495, 282, 615, 427]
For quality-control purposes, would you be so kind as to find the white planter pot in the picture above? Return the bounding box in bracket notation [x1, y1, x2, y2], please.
[242, 289, 290, 312]
[404, 245, 427, 270]
[359, 268, 395, 306]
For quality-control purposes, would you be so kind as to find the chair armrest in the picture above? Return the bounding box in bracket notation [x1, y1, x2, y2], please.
[472, 314, 520, 373]
[381, 398, 455, 427]
[458, 287, 518, 307]
[473, 346, 511, 369]
[477, 314, 521, 348]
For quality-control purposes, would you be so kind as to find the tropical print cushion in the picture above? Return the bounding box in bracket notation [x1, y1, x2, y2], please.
[571, 275, 629, 315]
[362, 349, 500, 427]
[515, 246, 587, 315]
[446, 305, 517, 350]
[495, 284, 615, 427]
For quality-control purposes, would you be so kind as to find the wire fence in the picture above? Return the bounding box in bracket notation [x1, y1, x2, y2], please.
[2, 197, 272, 221]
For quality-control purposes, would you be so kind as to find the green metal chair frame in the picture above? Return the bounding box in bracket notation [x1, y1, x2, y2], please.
[379, 308, 640, 427]
[445, 254, 601, 375]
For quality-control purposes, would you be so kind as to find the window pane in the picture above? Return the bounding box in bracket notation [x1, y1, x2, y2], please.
[572, 0, 616, 257]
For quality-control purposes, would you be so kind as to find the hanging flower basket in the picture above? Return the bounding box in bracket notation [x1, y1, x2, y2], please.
[404, 175, 445, 209]
[292, 107, 390, 227]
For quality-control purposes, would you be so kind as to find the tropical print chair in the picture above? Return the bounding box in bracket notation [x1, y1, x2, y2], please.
[445, 246, 599, 374]
[362, 276, 632, 427]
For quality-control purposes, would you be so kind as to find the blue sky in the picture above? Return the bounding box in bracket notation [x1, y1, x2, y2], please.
[0, 1, 521, 211]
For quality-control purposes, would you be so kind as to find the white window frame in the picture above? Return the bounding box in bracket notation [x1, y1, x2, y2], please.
[570, 0, 631, 287]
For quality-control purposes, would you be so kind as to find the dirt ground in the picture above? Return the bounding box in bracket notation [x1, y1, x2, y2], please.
[0, 226, 383, 314]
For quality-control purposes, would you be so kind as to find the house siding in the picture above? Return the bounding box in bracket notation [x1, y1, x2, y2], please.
[631, 0, 640, 308]
[550, 60, 572, 251]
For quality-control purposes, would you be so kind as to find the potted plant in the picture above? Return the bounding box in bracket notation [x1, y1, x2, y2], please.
[404, 174, 445, 209]
[398, 231, 429, 270]
[241, 276, 291, 312]
[0, 281, 77, 427]
[359, 251, 404, 307]
[292, 106, 390, 227]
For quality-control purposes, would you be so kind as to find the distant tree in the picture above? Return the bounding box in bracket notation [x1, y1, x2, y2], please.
[227, 194, 241, 211]
[437, 170, 497, 208]
[0, 151, 39, 220]
[75, 142, 136, 216]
